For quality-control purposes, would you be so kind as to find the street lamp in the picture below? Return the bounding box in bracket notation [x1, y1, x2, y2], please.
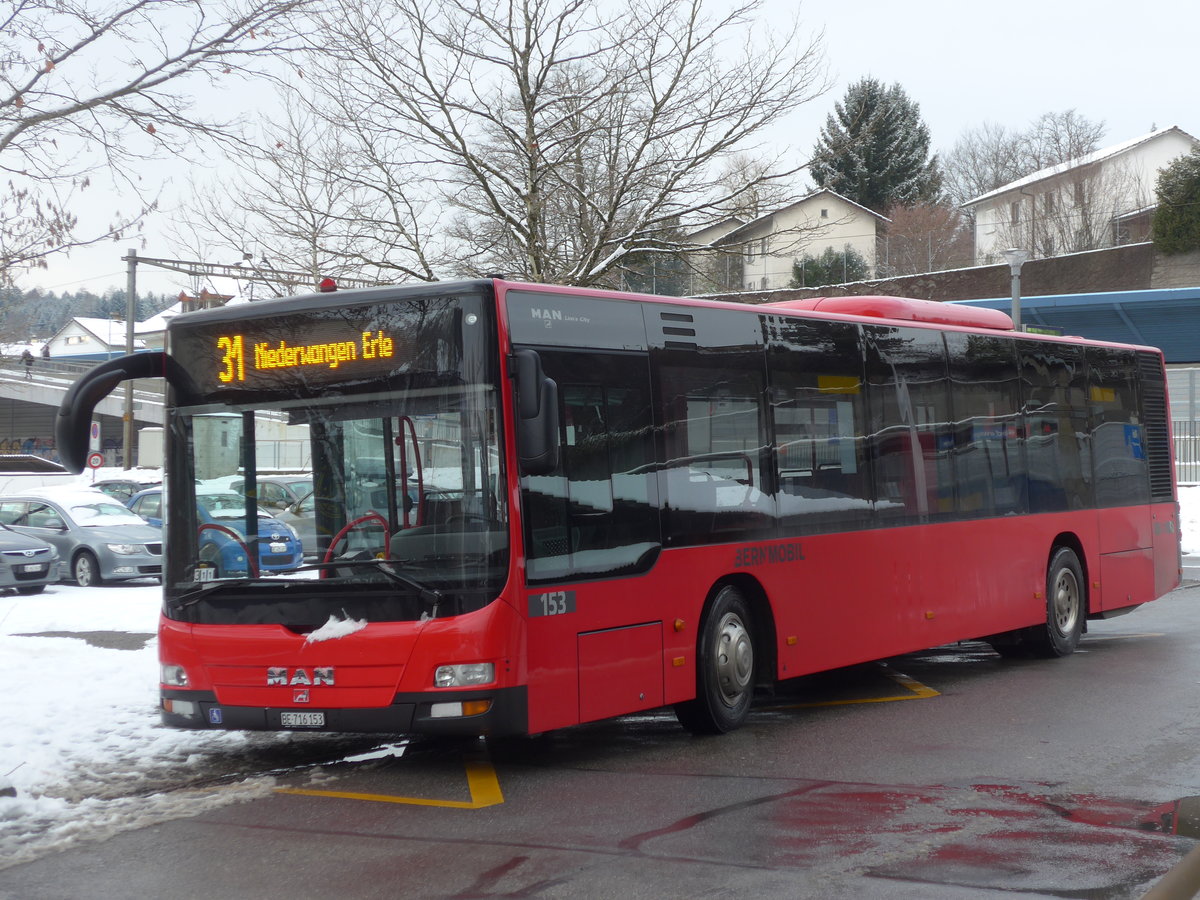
[1000, 248, 1030, 331]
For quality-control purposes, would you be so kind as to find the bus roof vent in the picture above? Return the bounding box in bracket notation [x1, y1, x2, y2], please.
[764, 295, 1014, 331]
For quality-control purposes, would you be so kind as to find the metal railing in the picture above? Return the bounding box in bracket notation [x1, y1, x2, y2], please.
[1175, 420, 1200, 484]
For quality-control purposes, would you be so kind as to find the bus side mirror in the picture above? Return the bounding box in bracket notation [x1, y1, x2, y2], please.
[55, 351, 196, 473]
[511, 349, 560, 476]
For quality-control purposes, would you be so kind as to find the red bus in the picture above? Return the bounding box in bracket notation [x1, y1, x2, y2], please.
[56, 280, 1181, 736]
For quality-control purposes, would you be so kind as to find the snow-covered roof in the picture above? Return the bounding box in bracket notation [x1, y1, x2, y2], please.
[49, 317, 148, 350]
[684, 216, 746, 245]
[962, 125, 1200, 208]
[720, 189, 889, 243]
[134, 301, 184, 334]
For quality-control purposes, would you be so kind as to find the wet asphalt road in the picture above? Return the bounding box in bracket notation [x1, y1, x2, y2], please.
[6, 582, 1200, 899]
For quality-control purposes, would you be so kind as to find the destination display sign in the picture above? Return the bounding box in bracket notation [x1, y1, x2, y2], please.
[215, 329, 396, 384]
[169, 296, 467, 402]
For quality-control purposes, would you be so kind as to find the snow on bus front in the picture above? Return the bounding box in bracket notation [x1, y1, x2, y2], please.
[158, 574, 525, 735]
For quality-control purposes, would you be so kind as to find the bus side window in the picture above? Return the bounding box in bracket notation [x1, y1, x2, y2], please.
[1021, 343, 1091, 511]
[767, 316, 871, 534]
[520, 349, 660, 583]
[945, 332, 1026, 518]
[864, 325, 955, 525]
[655, 361, 775, 546]
[1088, 347, 1150, 507]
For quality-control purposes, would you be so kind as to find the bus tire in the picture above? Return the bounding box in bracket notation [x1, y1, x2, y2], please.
[991, 546, 1085, 659]
[1032, 546, 1086, 657]
[674, 584, 756, 735]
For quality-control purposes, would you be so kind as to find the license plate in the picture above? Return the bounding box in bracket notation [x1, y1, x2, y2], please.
[281, 711, 324, 728]
[270, 542, 287, 553]
[20, 564, 45, 573]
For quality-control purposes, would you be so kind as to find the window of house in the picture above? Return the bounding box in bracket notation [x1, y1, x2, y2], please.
[820, 208, 829, 218]
[1010, 201, 1021, 225]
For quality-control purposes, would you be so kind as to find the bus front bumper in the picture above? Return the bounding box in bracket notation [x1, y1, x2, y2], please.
[160, 685, 528, 737]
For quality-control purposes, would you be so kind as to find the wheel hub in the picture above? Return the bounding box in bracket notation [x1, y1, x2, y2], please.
[1052, 568, 1079, 634]
[714, 612, 753, 707]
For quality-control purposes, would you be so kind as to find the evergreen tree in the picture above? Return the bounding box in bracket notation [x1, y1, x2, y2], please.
[1152, 148, 1200, 255]
[789, 245, 868, 288]
[810, 78, 942, 213]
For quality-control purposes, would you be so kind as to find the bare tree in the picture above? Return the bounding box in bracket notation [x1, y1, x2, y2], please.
[294, 0, 828, 286]
[0, 0, 312, 283]
[714, 152, 797, 222]
[944, 111, 1106, 208]
[172, 101, 440, 297]
[879, 202, 973, 276]
[1021, 110, 1107, 172]
[942, 122, 1026, 208]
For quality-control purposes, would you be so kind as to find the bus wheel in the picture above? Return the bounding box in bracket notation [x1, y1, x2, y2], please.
[992, 547, 1085, 659]
[674, 585, 756, 735]
[1033, 547, 1085, 657]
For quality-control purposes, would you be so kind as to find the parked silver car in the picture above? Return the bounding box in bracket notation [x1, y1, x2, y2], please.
[0, 489, 162, 586]
[229, 476, 313, 510]
[0, 523, 60, 594]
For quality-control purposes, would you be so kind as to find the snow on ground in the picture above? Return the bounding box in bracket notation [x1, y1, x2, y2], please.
[0, 581, 284, 868]
[2, 488, 1199, 869]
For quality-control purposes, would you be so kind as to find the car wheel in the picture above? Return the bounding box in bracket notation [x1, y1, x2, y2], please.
[16, 585, 45, 595]
[73, 551, 103, 587]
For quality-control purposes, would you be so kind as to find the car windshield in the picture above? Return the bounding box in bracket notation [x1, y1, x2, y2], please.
[197, 492, 272, 519]
[68, 500, 147, 526]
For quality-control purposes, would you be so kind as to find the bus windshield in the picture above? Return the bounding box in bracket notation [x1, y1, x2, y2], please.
[162, 290, 508, 623]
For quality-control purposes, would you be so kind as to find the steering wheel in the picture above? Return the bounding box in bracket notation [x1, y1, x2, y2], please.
[321, 513, 390, 577]
[198, 522, 259, 578]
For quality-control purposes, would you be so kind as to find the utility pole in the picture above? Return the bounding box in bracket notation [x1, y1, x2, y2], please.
[123, 249, 137, 470]
[111, 253, 384, 471]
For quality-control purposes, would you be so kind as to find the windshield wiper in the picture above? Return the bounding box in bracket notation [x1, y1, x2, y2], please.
[172, 578, 260, 609]
[289, 559, 443, 607]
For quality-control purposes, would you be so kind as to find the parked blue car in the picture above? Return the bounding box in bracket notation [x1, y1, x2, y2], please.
[127, 488, 303, 577]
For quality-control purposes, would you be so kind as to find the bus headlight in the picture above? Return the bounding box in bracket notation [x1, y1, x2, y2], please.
[434, 663, 494, 688]
[161, 664, 189, 687]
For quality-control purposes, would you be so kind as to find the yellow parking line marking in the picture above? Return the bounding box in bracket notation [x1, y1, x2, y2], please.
[276, 758, 504, 809]
[770, 664, 939, 710]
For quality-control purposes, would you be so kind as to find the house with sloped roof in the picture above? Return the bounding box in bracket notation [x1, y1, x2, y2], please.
[45, 318, 147, 360]
[714, 190, 889, 292]
[963, 125, 1200, 266]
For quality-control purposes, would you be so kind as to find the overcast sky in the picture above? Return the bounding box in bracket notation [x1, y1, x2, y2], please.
[28, 0, 1198, 300]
